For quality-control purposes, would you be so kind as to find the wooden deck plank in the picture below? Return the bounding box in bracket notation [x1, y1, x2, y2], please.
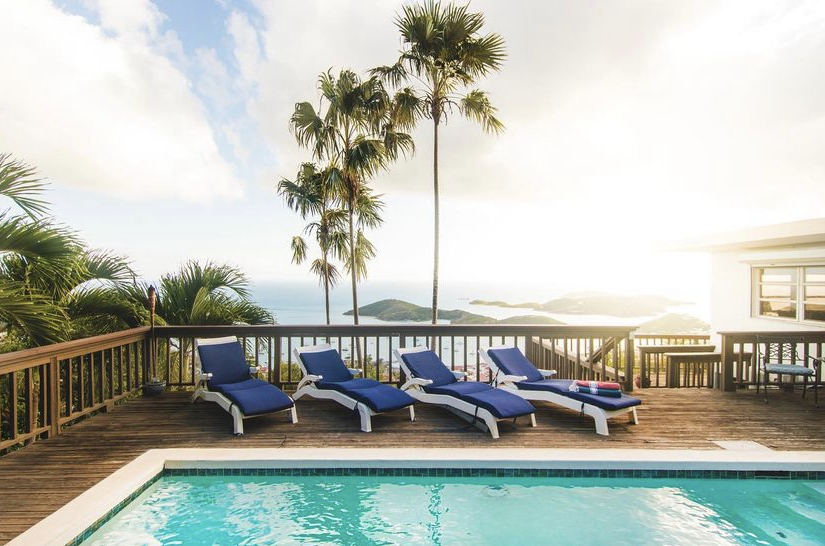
[0, 387, 822, 544]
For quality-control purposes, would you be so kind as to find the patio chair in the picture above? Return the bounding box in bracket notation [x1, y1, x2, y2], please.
[193, 336, 297, 435]
[756, 338, 820, 407]
[480, 346, 640, 436]
[394, 346, 536, 439]
[293, 344, 415, 432]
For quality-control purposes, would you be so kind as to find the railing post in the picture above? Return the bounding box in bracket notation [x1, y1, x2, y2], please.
[48, 356, 60, 438]
[720, 334, 735, 392]
[625, 332, 635, 392]
[274, 335, 282, 389]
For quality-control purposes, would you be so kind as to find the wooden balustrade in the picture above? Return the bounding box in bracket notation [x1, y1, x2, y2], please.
[719, 331, 825, 392]
[635, 334, 711, 346]
[154, 324, 638, 392]
[0, 327, 150, 453]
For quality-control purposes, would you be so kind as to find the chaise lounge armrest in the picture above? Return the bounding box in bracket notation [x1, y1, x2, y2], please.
[347, 368, 362, 377]
[401, 377, 433, 391]
[451, 370, 467, 380]
[498, 374, 529, 385]
[296, 374, 323, 390]
[539, 369, 557, 378]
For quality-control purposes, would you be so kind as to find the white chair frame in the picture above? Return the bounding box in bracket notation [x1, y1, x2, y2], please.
[191, 336, 297, 435]
[480, 346, 638, 436]
[293, 343, 415, 432]
[394, 346, 536, 440]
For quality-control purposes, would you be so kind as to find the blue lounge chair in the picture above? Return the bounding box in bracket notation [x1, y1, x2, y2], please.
[480, 346, 640, 436]
[294, 344, 415, 432]
[193, 336, 296, 435]
[394, 346, 536, 439]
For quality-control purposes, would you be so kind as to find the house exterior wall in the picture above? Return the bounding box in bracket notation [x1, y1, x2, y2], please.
[710, 246, 825, 333]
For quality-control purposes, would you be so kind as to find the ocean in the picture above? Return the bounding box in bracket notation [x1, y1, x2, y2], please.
[251, 280, 709, 326]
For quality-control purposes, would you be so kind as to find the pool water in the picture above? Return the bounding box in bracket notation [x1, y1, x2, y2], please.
[81, 475, 825, 546]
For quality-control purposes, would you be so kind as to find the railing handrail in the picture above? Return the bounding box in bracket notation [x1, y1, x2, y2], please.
[155, 324, 638, 337]
[0, 326, 151, 373]
[718, 330, 825, 338]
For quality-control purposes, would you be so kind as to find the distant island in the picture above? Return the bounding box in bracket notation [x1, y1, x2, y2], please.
[345, 299, 564, 325]
[471, 291, 685, 317]
[345, 298, 708, 332]
[636, 313, 709, 333]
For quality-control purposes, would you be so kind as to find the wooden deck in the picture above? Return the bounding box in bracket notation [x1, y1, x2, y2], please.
[0, 387, 823, 544]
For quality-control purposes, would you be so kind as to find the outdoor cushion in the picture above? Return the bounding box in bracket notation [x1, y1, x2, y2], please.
[765, 363, 814, 376]
[198, 341, 251, 386]
[212, 378, 268, 394]
[425, 381, 535, 419]
[318, 379, 415, 413]
[423, 381, 491, 396]
[401, 350, 458, 386]
[486, 347, 543, 382]
[518, 379, 641, 411]
[299, 349, 354, 383]
[220, 381, 294, 417]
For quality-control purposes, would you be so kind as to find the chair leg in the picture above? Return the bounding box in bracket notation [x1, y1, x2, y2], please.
[802, 375, 808, 399]
[289, 406, 298, 424]
[358, 406, 372, 433]
[408, 405, 416, 422]
[764, 371, 769, 404]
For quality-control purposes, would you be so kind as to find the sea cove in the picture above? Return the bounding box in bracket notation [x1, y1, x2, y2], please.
[253, 280, 710, 331]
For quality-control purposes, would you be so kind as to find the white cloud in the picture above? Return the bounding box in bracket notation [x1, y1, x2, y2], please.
[228, 10, 262, 86]
[0, 0, 242, 202]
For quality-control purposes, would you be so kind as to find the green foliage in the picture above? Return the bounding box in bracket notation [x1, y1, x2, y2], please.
[156, 261, 273, 325]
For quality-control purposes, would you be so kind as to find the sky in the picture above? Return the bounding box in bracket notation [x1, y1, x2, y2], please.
[1, 0, 823, 304]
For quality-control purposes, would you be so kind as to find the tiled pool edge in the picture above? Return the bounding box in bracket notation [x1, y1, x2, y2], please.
[10, 447, 825, 546]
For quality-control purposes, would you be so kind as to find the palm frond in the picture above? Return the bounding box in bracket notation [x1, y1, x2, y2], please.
[460, 89, 504, 134]
[0, 153, 49, 219]
[0, 279, 67, 345]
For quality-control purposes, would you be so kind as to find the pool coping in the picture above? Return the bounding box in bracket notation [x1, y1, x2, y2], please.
[10, 447, 825, 546]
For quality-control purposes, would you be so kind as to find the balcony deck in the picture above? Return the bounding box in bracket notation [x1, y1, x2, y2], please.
[0, 387, 823, 544]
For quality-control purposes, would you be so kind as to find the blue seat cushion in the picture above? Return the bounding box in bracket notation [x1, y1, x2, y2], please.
[198, 341, 251, 386]
[213, 378, 294, 417]
[518, 379, 642, 411]
[424, 381, 535, 419]
[212, 378, 267, 394]
[299, 349, 353, 383]
[486, 347, 543, 382]
[401, 351, 457, 386]
[765, 363, 815, 376]
[318, 379, 415, 413]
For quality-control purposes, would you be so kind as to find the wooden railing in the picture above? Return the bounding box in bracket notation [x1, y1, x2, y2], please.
[633, 334, 714, 388]
[719, 331, 825, 391]
[0, 327, 150, 453]
[635, 334, 711, 346]
[153, 324, 638, 392]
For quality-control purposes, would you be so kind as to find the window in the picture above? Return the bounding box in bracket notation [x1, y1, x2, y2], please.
[754, 265, 825, 324]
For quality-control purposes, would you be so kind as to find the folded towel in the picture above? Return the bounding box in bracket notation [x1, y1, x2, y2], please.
[568, 382, 622, 398]
[575, 380, 622, 390]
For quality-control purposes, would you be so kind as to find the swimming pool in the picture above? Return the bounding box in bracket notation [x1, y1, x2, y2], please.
[80, 471, 824, 545]
[9, 448, 825, 545]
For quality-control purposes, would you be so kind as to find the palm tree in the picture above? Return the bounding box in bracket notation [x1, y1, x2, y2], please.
[0, 154, 74, 346]
[279, 163, 348, 324]
[153, 260, 272, 325]
[373, 0, 505, 323]
[289, 69, 413, 332]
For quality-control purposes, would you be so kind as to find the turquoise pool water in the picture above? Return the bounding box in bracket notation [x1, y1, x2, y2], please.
[81, 475, 824, 546]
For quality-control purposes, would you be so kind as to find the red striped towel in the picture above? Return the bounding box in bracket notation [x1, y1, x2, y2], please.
[575, 380, 621, 390]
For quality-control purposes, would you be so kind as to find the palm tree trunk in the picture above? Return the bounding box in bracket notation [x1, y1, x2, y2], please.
[431, 118, 440, 326]
[348, 204, 363, 365]
[323, 257, 331, 325]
